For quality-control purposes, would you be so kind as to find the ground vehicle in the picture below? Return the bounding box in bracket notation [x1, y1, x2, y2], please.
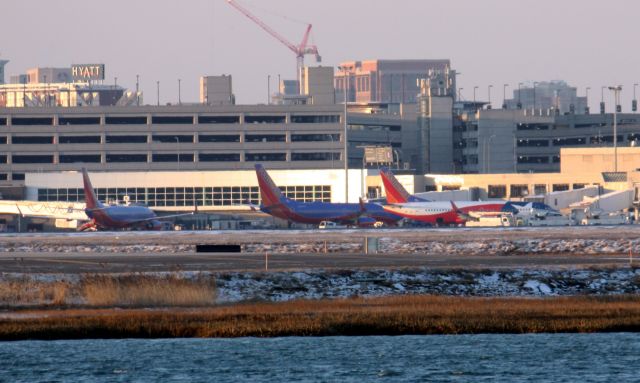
[318, 221, 347, 229]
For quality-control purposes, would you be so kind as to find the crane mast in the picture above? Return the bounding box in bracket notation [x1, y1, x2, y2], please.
[226, 0, 321, 92]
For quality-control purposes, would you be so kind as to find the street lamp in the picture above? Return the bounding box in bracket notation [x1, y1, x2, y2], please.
[585, 87, 591, 114]
[600, 86, 606, 114]
[338, 66, 349, 203]
[267, 75, 270, 105]
[502, 84, 509, 109]
[473, 86, 478, 104]
[488, 85, 493, 109]
[533, 82, 539, 111]
[633, 83, 638, 112]
[609, 85, 622, 172]
[178, 79, 182, 105]
[517, 82, 523, 109]
[156, 81, 160, 106]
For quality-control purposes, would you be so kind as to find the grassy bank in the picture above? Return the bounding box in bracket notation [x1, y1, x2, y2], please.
[2, 295, 640, 340]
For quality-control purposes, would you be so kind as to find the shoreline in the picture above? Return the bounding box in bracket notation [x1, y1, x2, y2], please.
[2, 295, 640, 340]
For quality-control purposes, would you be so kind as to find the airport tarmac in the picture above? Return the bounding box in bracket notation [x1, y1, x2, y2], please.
[0, 252, 631, 274]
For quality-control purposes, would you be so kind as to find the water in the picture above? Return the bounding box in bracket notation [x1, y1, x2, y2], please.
[0, 334, 638, 382]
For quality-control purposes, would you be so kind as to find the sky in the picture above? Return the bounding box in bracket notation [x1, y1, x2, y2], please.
[2, 0, 639, 111]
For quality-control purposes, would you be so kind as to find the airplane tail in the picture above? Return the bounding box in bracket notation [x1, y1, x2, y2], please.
[255, 164, 286, 207]
[380, 167, 412, 204]
[82, 168, 102, 209]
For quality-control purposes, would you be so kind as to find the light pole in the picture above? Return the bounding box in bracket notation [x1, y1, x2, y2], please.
[502, 84, 509, 109]
[586, 87, 591, 114]
[633, 83, 638, 112]
[458, 87, 463, 100]
[609, 86, 622, 172]
[517, 82, 523, 109]
[338, 66, 349, 203]
[135, 74, 140, 106]
[601, 86, 606, 114]
[533, 82, 539, 111]
[178, 79, 182, 105]
[473, 86, 478, 104]
[267, 75, 271, 105]
[156, 81, 160, 106]
[488, 85, 493, 109]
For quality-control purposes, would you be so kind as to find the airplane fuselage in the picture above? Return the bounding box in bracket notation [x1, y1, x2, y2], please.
[261, 199, 399, 225]
[85, 205, 160, 230]
[383, 201, 506, 225]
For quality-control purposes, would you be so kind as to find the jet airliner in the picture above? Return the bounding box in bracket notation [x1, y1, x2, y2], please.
[255, 164, 400, 226]
[79, 168, 191, 231]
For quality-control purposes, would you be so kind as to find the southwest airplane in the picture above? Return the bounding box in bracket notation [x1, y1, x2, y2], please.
[254, 164, 400, 226]
[380, 169, 556, 225]
[79, 168, 191, 231]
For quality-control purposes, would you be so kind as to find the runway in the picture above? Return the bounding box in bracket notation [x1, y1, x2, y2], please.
[0, 252, 631, 274]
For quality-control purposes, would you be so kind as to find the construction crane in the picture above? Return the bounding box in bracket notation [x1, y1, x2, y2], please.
[226, 0, 321, 84]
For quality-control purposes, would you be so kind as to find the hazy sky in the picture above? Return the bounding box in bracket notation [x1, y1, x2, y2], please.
[3, 0, 639, 110]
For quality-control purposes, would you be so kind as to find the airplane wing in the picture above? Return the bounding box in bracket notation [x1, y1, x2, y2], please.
[126, 212, 194, 225]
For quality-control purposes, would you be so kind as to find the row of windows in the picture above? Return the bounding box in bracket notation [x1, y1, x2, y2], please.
[487, 183, 587, 198]
[0, 133, 341, 144]
[0, 114, 340, 126]
[515, 135, 632, 148]
[37, 185, 332, 206]
[3, 152, 341, 164]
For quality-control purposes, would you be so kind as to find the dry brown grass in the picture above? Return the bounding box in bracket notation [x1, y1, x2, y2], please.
[0, 275, 216, 308]
[81, 275, 216, 307]
[2, 295, 640, 340]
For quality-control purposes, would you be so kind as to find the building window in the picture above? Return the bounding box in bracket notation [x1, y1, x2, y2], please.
[245, 134, 286, 143]
[106, 154, 147, 163]
[11, 117, 53, 126]
[106, 135, 148, 144]
[533, 184, 547, 195]
[245, 153, 286, 162]
[290, 134, 340, 142]
[0, 155, 7, 163]
[152, 153, 194, 162]
[552, 184, 569, 192]
[198, 116, 240, 124]
[0, 173, 7, 181]
[105, 116, 147, 125]
[552, 156, 560, 163]
[152, 135, 194, 143]
[58, 117, 101, 125]
[517, 139, 549, 147]
[12, 173, 25, 181]
[517, 156, 549, 164]
[0, 118, 6, 126]
[488, 185, 507, 198]
[12, 136, 54, 144]
[290, 115, 340, 123]
[59, 135, 101, 144]
[441, 185, 460, 191]
[552, 137, 586, 146]
[12, 155, 54, 164]
[244, 115, 286, 124]
[0, 137, 7, 144]
[199, 153, 240, 162]
[424, 185, 437, 192]
[291, 152, 340, 161]
[199, 135, 240, 143]
[151, 116, 193, 124]
[573, 184, 586, 189]
[516, 123, 549, 131]
[59, 154, 101, 163]
[510, 184, 529, 198]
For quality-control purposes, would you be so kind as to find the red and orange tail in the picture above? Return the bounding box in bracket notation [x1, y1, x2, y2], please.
[81, 168, 101, 209]
[255, 164, 285, 207]
[380, 167, 411, 204]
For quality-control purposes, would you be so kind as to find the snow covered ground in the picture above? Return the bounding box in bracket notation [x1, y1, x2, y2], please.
[3, 266, 639, 306]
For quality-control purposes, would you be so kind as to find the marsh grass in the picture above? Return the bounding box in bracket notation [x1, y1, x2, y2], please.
[0, 275, 216, 308]
[2, 295, 640, 340]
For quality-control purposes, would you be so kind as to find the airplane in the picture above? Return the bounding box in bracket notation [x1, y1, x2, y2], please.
[79, 168, 192, 231]
[379, 167, 429, 204]
[254, 164, 401, 227]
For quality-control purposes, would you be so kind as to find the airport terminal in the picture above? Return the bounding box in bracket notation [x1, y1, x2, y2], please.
[0, 58, 639, 231]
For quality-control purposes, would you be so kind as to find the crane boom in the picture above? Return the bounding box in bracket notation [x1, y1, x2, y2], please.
[226, 0, 321, 88]
[227, 0, 299, 56]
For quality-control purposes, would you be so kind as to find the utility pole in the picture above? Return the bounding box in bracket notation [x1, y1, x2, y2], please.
[609, 86, 622, 172]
